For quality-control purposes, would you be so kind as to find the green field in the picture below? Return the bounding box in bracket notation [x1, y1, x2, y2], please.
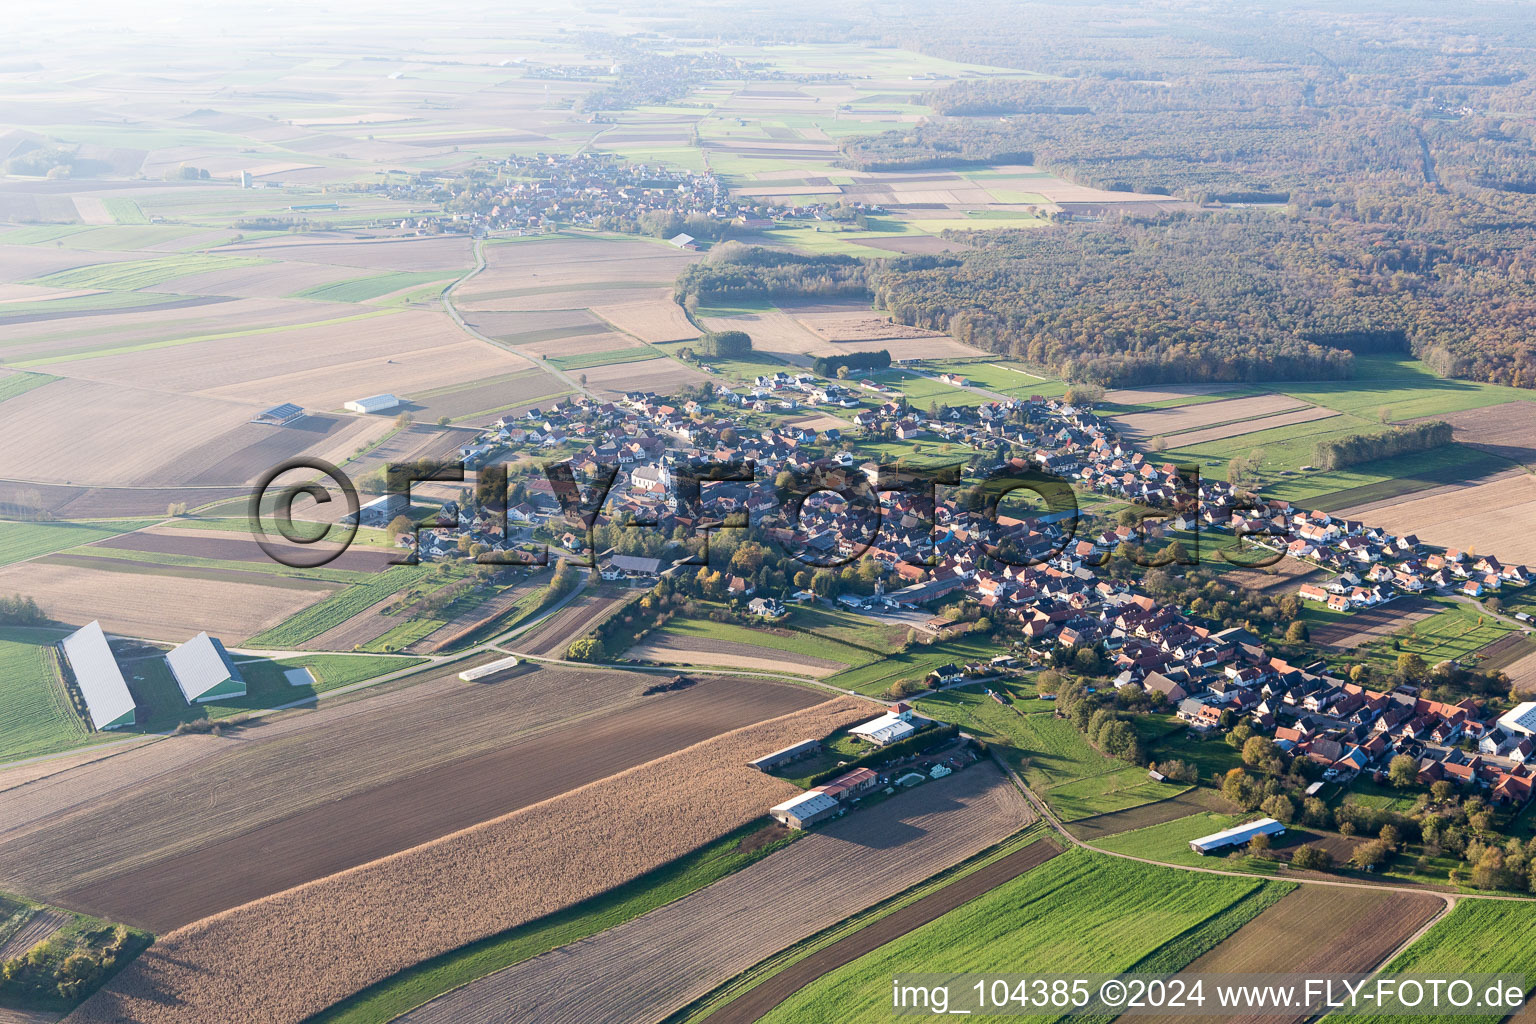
[1042, 766, 1192, 822]
[547, 347, 669, 372]
[242, 566, 423, 647]
[293, 270, 457, 303]
[0, 519, 161, 568]
[758, 850, 1290, 1024]
[1263, 444, 1514, 508]
[652, 616, 880, 669]
[1283, 356, 1536, 421]
[1326, 900, 1536, 1024]
[1384, 602, 1515, 666]
[0, 636, 94, 763]
[0, 372, 58, 405]
[312, 821, 797, 1024]
[31, 253, 271, 291]
[825, 636, 998, 695]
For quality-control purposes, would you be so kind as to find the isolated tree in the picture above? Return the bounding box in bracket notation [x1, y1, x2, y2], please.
[1388, 754, 1419, 789]
[1285, 620, 1309, 644]
[1291, 844, 1331, 871]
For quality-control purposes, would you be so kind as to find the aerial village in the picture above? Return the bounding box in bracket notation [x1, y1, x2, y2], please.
[358, 364, 1536, 826]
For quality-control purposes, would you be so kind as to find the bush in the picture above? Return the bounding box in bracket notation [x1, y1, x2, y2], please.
[1291, 843, 1332, 870]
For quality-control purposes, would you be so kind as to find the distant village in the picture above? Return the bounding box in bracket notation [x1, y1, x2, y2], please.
[368, 151, 881, 240]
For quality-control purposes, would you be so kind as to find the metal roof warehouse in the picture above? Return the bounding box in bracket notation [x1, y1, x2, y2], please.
[60, 621, 137, 730]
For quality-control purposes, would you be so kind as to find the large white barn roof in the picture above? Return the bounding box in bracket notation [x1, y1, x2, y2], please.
[61, 621, 136, 730]
[166, 632, 243, 703]
[1499, 701, 1536, 737]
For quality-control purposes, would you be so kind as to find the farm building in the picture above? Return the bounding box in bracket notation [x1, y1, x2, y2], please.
[608, 554, 663, 576]
[769, 790, 840, 829]
[849, 704, 916, 746]
[749, 738, 822, 772]
[345, 393, 402, 414]
[1499, 702, 1536, 738]
[815, 766, 879, 802]
[60, 621, 137, 730]
[252, 403, 304, 426]
[1189, 817, 1286, 855]
[346, 492, 409, 527]
[167, 633, 247, 704]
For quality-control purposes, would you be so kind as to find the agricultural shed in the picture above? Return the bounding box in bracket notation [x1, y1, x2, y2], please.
[253, 403, 304, 425]
[749, 738, 822, 772]
[769, 790, 840, 830]
[166, 633, 247, 704]
[1189, 817, 1285, 855]
[60, 621, 137, 730]
[344, 393, 401, 414]
[1499, 701, 1536, 738]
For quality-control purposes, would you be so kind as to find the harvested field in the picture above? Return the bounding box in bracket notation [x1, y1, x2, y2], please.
[1505, 648, 1536, 697]
[1337, 471, 1536, 567]
[461, 308, 606, 344]
[848, 235, 969, 255]
[787, 413, 856, 433]
[581, 355, 709, 397]
[1102, 383, 1241, 406]
[792, 307, 951, 344]
[1474, 631, 1536, 674]
[706, 838, 1061, 1024]
[217, 234, 475, 272]
[1123, 887, 1446, 1024]
[628, 634, 847, 677]
[1067, 788, 1239, 843]
[70, 697, 870, 1024]
[143, 259, 364, 299]
[1219, 557, 1323, 595]
[513, 587, 632, 656]
[44, 308, 533, 411]
[516, 329, 643, 360]
[1111, 394, 1311, 438]
[1159, 406, 1340, 447]
[402, 366, 571, 423]
[0, 909, 67, 961]
[0, 378, 263, 487]
[1310, 596, 1438, 648]
[0, 560, 337, 642]
[50, 674, 824, 932]
[592, 296, 700, 343]
[1420, 400, 1536, 468]
[136, 413, 389, 487]
[343, 423, 482, 484]
[89, 525, 399, 572]
[399, 764, 1033, 1024]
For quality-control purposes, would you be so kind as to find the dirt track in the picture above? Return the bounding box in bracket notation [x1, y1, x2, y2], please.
[706, 838, 1062, 1024]
[398, 764, 1033, 1024]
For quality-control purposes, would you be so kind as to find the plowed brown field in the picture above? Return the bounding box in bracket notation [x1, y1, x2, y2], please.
[71, 697, 870, 1024]
[3, 669, 822, 932]
[399, 764, 1034, 1024]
